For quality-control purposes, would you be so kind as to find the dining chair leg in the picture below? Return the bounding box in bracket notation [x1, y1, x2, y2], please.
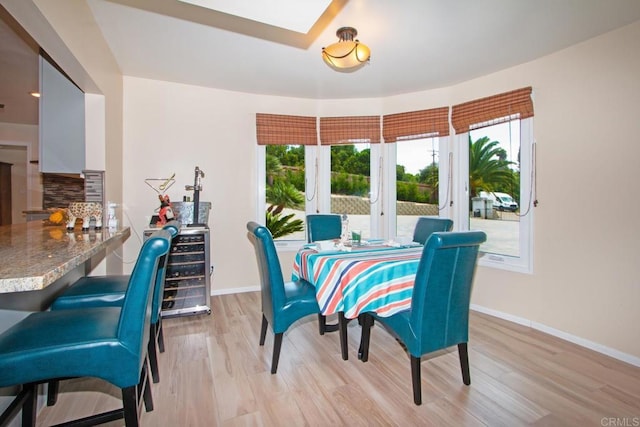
[47, 379, 59, 406]
[338, 312, 348, 360]
[458, 342, 471, 385]
[141, 359, 154, 412]
[148, 334, 160, 384]
[271, 332, 283, 374]
[22, 383, 37, 427]
[157, 318, 165, 353]
[358, 313, 373, 362]
[410, 355, 422, 405]
[122, 385, 140, 427]
[318, 314, 326, 335]
[259, 314, 268, 346]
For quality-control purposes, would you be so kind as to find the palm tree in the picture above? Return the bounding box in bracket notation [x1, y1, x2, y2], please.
[264, 149, 305, 238]
[469, 135, 515, 197]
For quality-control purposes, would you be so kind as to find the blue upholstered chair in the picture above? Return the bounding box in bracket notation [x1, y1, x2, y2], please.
[0, 229, 172, 426]
[306, 213, 342, 243]
[49, 220, 180, 385]
[359, 230, 486, 405]
[307, 213, 356, 358]
[411, 216, 453, 244]
[247, 221, 320, 374]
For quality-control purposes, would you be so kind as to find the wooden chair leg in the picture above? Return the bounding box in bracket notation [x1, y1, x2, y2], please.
[157, 318, 165, 353]
[339, 312, 348, 360]
[271, 333, 283, 374]
[141, 359, 154, 412]
[148, 334, 160, 384]
[259, 314, 268, 346]
[47, 380, 59, 406]
[318, 314, 326, 335]
[458, 342, 471, 385]
[358, 313, 373, 362]
[410, 355, 422, 405]
[122, 385, 140, 427]
[22, 383, 37, 427]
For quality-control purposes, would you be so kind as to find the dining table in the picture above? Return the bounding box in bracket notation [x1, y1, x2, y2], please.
[292, 240, 424, 359]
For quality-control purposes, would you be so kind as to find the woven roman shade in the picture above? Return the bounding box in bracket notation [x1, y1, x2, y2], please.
[256, 113, 318, 145]
[383, 107, 450, 142]
[451, 87, 534, 134]
[319, 116, 381, 145]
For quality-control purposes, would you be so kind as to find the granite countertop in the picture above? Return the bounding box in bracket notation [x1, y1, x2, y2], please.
[0, 221, 130, 293]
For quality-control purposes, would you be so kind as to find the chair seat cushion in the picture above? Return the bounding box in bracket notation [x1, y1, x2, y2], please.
[50, 275, 129, 310]
[273, 280, 320, 333]
[0, 307, 141, 388]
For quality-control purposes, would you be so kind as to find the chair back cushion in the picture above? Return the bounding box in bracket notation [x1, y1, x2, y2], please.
[246, 222, 286, 325]
[409, 231, 486, 354]
[412, 217, 453, 244]
[306, 214, 342, 243]
[118, 229, 171, 365]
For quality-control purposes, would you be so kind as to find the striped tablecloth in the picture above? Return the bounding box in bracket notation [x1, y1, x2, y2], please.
[292, 245, 424, 319]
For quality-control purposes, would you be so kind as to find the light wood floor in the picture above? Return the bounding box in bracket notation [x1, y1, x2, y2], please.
[36, 291, 640, 426]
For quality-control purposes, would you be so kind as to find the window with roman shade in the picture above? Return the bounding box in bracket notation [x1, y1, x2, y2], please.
[383, 107, 451, 238]
[450, 86, 535, 274]
[256, 113, 317, 242]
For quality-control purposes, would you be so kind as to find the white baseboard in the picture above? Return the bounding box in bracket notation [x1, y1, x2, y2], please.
[211, 285, 260, 296]
[470, 304, 640, 368]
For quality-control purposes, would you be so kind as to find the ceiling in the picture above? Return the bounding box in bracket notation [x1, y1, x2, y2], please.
[3, 0, 640, 126]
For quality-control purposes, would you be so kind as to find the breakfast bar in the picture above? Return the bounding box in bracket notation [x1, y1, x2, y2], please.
[0, 221, 130, 313]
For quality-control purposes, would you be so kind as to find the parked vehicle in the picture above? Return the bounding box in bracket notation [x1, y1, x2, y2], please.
[478, 191, 518, 212]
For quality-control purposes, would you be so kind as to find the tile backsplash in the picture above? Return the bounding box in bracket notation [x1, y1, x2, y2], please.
[42, 174, 84, 208]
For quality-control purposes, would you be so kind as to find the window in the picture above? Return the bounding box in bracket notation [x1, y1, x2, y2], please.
[452, 88, 535, 273]
[329, 142, 372, 240]
[394, 137, 442, 239]
[256, 114, 317, 246]
[320, 116, 381, 240]
[382, 107, 451, 240]
[265, 144, 306, 241]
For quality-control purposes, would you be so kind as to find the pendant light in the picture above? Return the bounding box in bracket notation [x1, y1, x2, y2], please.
[322, 27, 370, 71]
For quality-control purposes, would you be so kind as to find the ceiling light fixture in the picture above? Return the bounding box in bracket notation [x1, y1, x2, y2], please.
[29, 92, 40, 98]
[322, 27, 370, 72]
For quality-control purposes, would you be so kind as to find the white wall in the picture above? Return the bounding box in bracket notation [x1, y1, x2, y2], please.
[122, 21, 640, 363]
[121, 78, 318, 289]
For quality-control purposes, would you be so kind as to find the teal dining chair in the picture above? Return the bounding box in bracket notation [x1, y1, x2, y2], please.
[247, 221, 320, 374]
[306, 213, 342, 335]
[358, 230, 486, 405]
[49, 220, 180, 387]
[306, 213, 342, 243]
[0, 229, 172, 427]
[411, 216, 453, 244]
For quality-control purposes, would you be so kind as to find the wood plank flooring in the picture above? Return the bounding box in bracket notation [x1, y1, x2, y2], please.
[36, 292, 640, 426]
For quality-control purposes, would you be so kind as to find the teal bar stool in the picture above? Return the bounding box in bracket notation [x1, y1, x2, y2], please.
[0, 229, 172, 427]
[49, 220, 180, 386]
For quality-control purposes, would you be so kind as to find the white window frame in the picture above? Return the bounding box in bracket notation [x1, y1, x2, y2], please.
[386, 136, 454, 241]
[319, 143, 383, 240]
[452, 117, 534, 273]
[257, 145, 317, 251]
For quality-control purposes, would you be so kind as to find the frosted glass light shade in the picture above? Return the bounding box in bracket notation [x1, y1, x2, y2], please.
[322, 27, 370, 71]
